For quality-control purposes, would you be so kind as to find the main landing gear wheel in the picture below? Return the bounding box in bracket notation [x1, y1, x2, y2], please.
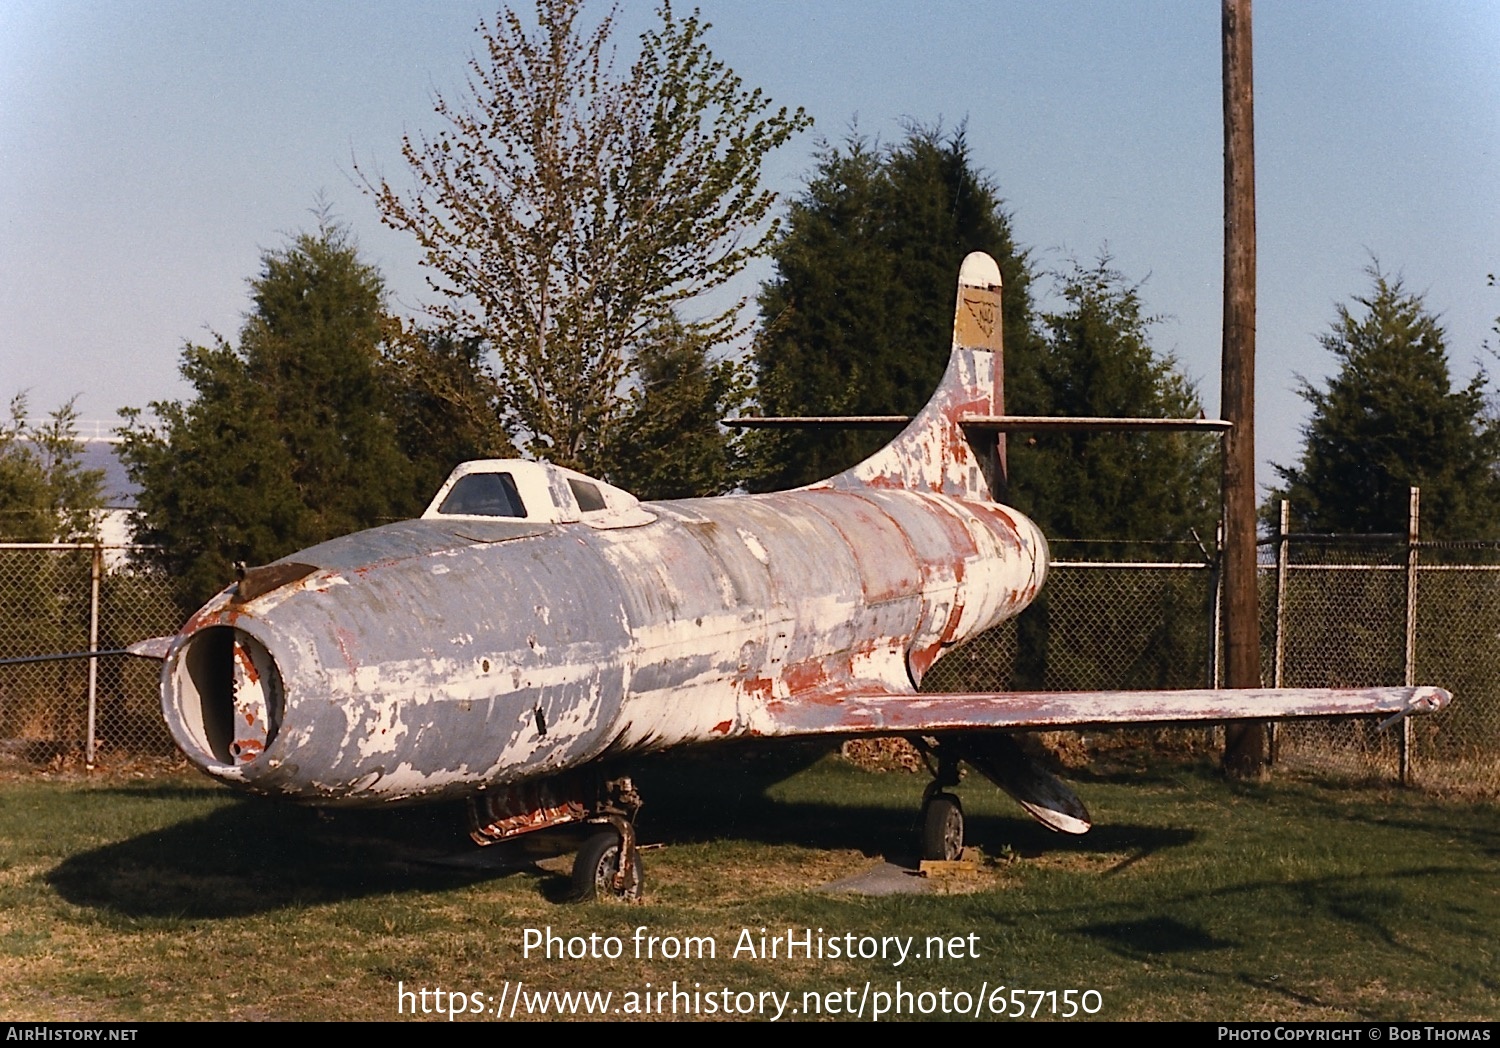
[571, 829, 644, 902]
[920, 792, 965, 861]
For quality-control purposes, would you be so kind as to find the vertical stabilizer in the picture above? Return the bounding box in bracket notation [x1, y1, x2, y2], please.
[825, 252, 1006, 500]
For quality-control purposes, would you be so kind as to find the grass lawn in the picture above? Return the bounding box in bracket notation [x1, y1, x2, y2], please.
[0, 745, 1495, 1021]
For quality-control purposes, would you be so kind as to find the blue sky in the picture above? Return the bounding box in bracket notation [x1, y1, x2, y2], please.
[2, 0, 1497, 492]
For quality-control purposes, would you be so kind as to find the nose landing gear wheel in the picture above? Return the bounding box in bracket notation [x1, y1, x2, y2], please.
[920, 792, 964, 861]
[572, 829, 644, 902]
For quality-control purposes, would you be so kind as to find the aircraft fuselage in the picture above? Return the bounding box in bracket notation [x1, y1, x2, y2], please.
[162, 481, 1046, 805]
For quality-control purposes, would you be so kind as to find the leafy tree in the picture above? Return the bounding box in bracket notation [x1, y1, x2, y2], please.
[750, 126, 1042, 490]
[1270, 270, 1500, 538]
[120, 222, 415, 608]
[610, 317, 747, 499]
[0, 394, 104, 542]
[362, 0, 810, 476]
[1488, 271, 1499, 353]
[1008, 258, 1218, 547]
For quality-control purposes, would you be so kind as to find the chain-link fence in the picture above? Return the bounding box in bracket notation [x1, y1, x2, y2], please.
[0, 543, 180, 764]
[925, 541, 1218, 695]
[1264, 532, 1500, 791]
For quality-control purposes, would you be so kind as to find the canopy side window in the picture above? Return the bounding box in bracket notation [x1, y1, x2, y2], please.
[436, 472, 528, 518]
[568, 478, 607, 513]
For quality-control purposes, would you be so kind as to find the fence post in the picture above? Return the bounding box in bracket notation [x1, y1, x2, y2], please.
[86, 541, 102, 769]
[1271, 500, 1290, 765]
[1211, 521, 1224, 688]
[1205, 523, 1225, 747]
[1401, 486, 1420, 786]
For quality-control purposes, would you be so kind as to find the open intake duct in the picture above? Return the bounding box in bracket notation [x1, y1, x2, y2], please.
[168, 626, 284, 767]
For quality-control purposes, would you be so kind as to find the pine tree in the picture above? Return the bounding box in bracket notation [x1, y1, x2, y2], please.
[1271, 270, 1500, 538]
[751, 125, 1040, 490]
[1009, 258, 1218, 547]
[611, 317, 747, 499]
[120, 222, 415, 608]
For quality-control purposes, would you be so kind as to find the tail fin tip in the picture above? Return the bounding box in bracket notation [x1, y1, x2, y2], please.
[959, 251, 1002, 289]
[955, 252, 1004, 355]
[829, 252, 1006, 500]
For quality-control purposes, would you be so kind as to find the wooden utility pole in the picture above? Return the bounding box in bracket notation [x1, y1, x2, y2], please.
[1221, 0, 1265, 777]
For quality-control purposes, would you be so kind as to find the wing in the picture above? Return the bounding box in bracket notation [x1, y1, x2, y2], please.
[757, 685, 1450, 737]
[753, 685, 1450, 836]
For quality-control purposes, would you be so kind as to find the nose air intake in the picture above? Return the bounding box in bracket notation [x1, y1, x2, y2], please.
[169, 626, 284, 766]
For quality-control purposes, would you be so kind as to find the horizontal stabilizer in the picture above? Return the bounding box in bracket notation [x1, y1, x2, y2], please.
[724, 415, 1231, 432]
[961, 416, 1231, 433]
[722, 415, 909, 429]
[762, 686, 1450, 736]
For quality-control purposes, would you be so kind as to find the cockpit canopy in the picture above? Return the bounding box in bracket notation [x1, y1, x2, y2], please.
[421, 460, 653, 527]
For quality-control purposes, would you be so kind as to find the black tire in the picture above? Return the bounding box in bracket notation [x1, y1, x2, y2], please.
[920, 793, 964, 861]
[571, 829, 644, 902]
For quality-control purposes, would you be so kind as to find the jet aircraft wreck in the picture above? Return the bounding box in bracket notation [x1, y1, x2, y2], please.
[145, 252, 1448, 900]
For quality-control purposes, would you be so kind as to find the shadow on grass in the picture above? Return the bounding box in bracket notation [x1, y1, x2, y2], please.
[1265, 782, 1500, 860]
[1067, 752, 1223, 787]
[1066, 864, 1479, 967]
[46, 747, 1196, 919]
[46, 795, 501, 919]
[1079, 915, 1237, 954]
[633, 743, 1200, 863]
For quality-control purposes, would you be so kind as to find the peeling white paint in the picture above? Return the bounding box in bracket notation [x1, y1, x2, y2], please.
[737, 528, 769, 564]
[354, 694, 411, 758]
